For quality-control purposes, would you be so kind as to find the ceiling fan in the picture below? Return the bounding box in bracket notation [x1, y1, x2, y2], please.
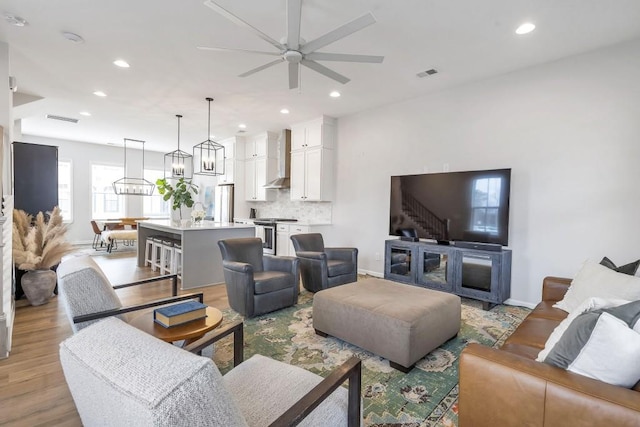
[199, 0, 384, 89]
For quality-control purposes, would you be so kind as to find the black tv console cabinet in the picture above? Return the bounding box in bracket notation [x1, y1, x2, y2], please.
[384, 239, 511, 309]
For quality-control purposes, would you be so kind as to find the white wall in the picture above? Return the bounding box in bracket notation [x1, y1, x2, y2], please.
[20, 135, 165, 243]
[328, 39, 640, 306]
[0, 42, 11, 195]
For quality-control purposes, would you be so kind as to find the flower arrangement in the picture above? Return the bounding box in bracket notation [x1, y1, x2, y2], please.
[190, 202, 206, 223]
[12, 206, 74, 270]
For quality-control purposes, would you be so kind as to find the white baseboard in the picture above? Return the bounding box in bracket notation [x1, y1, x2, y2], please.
[358, 269, 383, 278]
[504, 298, 537, 309]
[0, 313, 8, 359]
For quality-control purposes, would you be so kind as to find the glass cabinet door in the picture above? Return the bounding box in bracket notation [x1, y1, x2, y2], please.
[417, 249, 452, 290]
[388, 246, 413, 279]
[459, 254, 494, 293]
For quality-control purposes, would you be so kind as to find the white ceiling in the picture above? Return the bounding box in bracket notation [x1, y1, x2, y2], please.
[2, 0, 640, 153]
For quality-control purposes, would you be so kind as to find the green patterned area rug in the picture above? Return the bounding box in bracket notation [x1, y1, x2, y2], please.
[213, 292, 530, 427]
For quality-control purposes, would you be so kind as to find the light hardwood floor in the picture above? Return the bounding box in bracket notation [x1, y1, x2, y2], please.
[0, 252, 231, 426]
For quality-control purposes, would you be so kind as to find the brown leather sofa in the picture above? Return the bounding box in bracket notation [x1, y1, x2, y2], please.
[459, 276, 640, 426]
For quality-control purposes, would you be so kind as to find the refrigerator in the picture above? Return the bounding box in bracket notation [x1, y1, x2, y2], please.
[214, 184, 234, 223]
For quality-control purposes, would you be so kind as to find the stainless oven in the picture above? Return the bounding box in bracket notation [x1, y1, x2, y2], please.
[253, 218, 297, 255]
[253, 220, 276, 255]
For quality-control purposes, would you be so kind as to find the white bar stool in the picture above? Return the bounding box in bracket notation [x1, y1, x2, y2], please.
[171, 240, 183, 280]
[144, 236, 157, 267]
[160, 239, 175, 275]
[150, 237, 164, 272]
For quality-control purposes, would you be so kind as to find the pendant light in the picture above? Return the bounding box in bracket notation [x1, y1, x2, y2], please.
[193, 97, 225, 176]
[164, 114, 193, 179]
[112, 138, 155, 196]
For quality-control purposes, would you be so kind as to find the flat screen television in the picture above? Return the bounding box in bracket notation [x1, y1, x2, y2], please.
[389, 168, 511, 246]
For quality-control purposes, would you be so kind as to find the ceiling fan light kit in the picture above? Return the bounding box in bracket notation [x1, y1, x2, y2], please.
[200, 0, 384, 89]
[193, 97, 225, 176]
[164, 114, 193, 180]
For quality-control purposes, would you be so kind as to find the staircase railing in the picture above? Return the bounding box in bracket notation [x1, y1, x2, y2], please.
[401, 190, 450, 240]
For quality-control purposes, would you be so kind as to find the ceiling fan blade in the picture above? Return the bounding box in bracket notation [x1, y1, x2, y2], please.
[204, 0, 285, 51]
[301, 12, 376, 54]
[300, 59, 350, 84]
[305, 52, 384, 63]
[197, 46, 281, 56]
[288, 62, 299, 89]
[239, 59, 284, 78]
[286, 0, 302, 50]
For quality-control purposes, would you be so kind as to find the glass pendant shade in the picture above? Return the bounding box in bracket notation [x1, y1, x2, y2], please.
[164, 114, 193, 179]
[193, 97, 225, 176]
[112, 138, 155, 196]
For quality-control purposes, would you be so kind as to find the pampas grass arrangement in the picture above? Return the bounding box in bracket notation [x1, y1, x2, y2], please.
[13, 206, 74, 270]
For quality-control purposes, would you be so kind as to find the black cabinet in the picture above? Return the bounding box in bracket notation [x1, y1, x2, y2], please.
[384, 239, 511, 308]
[13, 142, 59, 217]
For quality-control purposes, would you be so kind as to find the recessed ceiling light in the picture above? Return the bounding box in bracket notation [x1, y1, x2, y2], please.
[79, 111, 91, 116]
[238, 124, 247, 129]
[113, 59, 130, 68]
[515, 22, 536, 35]
[4, 13, 27, 27]
[329, 91, 341, 98]
[280, 108, 290, 114]
[93, 91, 107, 97]
[62, 31, 84, 43]
[417, 68, 439, 78]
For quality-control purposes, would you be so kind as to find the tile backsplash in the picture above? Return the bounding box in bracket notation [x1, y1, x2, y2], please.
[248, 189, 332, 223]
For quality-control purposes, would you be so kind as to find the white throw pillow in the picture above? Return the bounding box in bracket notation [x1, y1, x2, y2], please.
[536, 297, 630, 362]
[542, 300, 640, 388]
[566, 313, 640, 388]
[553, 260, 640, 313]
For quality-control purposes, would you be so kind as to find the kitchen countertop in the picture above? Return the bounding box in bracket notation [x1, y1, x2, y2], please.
[233, 218, 332, 226]
[138, 219, 255, 231]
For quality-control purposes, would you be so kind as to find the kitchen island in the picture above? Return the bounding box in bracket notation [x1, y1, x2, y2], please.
[137, 220, 255, 289]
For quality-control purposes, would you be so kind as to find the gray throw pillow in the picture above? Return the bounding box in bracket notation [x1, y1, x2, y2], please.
[544, 300, 640, 388]
[600, 257, 640, 276]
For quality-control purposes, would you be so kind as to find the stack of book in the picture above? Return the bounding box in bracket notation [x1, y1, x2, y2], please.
[154, 301, 207, 328]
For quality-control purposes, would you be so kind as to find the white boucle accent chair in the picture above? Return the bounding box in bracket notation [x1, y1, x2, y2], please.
[60, 317, 362, 426]
[57, 255, 198, 333]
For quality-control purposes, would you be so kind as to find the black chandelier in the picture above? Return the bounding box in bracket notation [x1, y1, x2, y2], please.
[112, 138, 155, 196]
[193, 97, 225, 176]
[164, 114, 193, 179]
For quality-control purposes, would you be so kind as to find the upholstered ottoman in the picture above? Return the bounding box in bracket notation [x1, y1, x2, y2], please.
[313, 278, 461, 372]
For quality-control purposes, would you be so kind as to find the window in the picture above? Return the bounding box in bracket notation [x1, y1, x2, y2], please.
[143, 169, 169, 217]
[471, 177, 502, 234]
[92, 164, 125, 218]
[58, 160, 73, 222]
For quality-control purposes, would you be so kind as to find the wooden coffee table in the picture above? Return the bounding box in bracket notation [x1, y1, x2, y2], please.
[130, 306, 223, 345]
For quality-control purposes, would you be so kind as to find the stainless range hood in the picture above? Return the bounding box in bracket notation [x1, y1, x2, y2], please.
[264, 129, 291, 189]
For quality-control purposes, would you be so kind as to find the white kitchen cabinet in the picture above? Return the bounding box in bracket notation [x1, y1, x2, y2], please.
[218, 158, 234, 184]
[244, 132, 278, 201]
[290, 116, 334, 151]
[290, 147, 333, 201]
[290, 116, 335, 202]
[277, 224, 309, 256]
[245, 156, 277, 201]
[276, 223, 291, 256]
[217, 136, 245, 184]
[244, 132, 276, 159]
[277, 224, 331, 256]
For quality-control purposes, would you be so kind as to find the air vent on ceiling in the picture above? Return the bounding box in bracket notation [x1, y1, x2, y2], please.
[417, 68, 438, 78]
[46, 114, 78, 123]
[237, 129, 246, 134]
